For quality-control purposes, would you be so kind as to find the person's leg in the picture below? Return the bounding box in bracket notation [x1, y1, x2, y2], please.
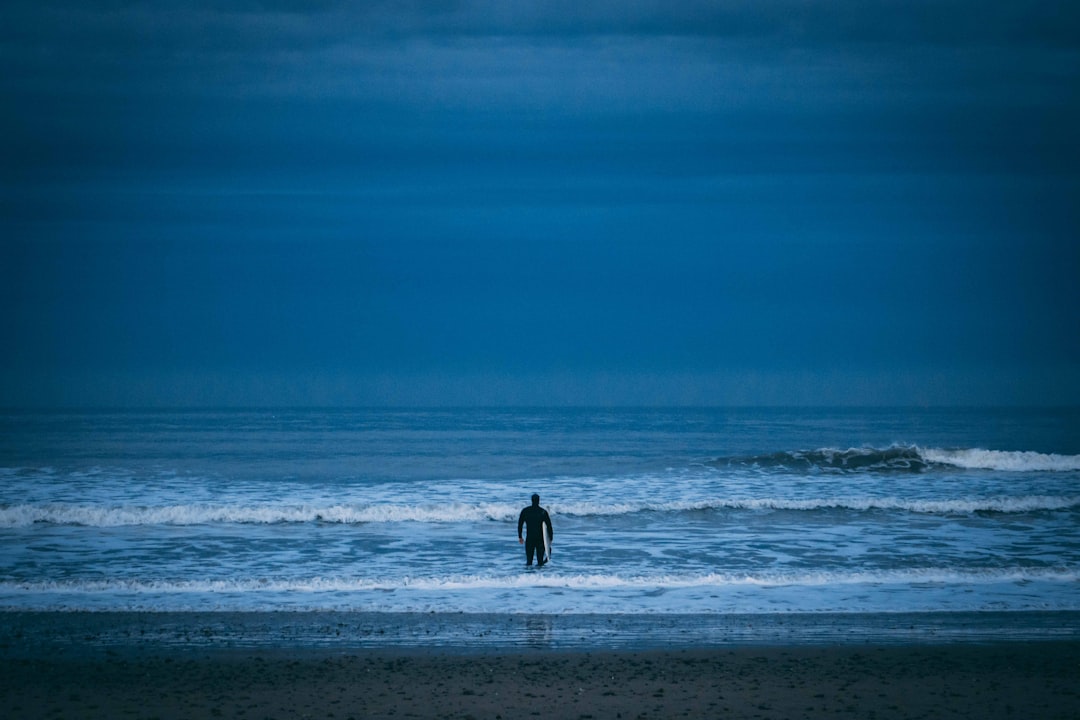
[525, 536, 537, 565]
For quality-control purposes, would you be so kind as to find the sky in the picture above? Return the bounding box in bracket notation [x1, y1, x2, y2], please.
[2, 1, 1078, 408]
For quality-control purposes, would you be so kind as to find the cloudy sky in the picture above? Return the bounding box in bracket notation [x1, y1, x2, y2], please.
[2, 1, 1078, 407]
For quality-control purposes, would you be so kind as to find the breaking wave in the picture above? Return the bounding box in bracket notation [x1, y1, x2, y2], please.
[4, 566, 1076, 597]
[4, 494, 1077, 527]
[716, 446, 1080, 473]
[919, 448, 1080, 472]
[0, 502, 518, 528]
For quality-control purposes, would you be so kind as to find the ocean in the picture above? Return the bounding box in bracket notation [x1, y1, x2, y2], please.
[2, 407, 1078, 649]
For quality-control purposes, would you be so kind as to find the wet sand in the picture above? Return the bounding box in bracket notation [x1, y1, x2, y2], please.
[2, 642, 1078, 719]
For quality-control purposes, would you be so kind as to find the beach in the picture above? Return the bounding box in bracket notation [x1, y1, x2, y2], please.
[3, 611, 1079, 720]
[3, 641, 1079, 719]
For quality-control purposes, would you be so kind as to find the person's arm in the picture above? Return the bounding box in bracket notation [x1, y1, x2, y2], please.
[517, 509, 525, 543]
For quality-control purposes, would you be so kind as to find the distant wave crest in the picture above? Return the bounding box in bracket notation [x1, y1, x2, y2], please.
[715, 446, 1080, 473]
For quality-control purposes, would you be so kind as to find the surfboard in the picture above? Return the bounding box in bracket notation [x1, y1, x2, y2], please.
[541, 520, 551, 564]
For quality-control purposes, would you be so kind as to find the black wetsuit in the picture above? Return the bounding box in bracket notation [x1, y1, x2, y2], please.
[517, 503, 552, 566]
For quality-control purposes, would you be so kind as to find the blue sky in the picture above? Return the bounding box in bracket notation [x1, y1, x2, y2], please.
[2, 1, 1078, 407]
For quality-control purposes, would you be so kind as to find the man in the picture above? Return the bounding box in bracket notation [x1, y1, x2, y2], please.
[517, 493, 553, 567]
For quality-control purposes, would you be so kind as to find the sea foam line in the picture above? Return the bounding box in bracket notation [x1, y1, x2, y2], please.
[2, 567, 1077, 596]
[0, 502, 518, 528]
[3, 494, 1078, 527]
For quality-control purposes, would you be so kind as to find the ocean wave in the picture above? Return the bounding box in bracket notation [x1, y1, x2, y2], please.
[0, 502, 518, 528]
[557, 496, 1080, 516]
[715, 446, 1080, 473]
[3, 494, 1077, 527]
[919, 448, 1080, 472]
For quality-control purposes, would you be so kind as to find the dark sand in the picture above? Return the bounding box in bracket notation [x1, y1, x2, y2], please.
[2, 642, 1078, 719]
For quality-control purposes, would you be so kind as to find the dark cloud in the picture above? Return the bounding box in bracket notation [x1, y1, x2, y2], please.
[8, 1, 1080, 51]
[1, 1, 1077, 406]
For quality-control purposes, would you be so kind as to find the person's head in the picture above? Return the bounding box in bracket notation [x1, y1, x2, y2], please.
[531, 493, 540, 506]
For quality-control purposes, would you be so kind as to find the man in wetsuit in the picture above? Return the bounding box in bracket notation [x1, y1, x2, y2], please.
[517, 493, 553, 567]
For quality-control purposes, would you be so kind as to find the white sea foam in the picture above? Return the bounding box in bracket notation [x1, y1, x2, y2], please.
[919, 448, 1080, 472]
[3, 493, 1077, 528]
[3, 566, 1076, 597]
[0, 502, 520, 528]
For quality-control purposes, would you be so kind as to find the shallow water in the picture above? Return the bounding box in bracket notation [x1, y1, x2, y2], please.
[2, 408, 1078, 615]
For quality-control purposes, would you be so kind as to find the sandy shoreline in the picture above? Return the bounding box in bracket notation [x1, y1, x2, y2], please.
[2, 642, 1079, 719]
[3, 612, 1079, 718]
